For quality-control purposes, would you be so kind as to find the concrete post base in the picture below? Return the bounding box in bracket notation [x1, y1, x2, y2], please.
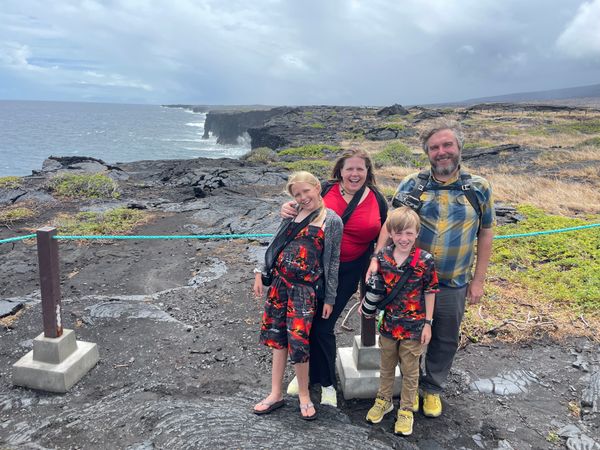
[13, 329, 99, 393]
[336, 335, 401, 399]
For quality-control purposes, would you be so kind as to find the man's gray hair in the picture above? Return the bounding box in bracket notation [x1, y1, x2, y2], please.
[420, 119, 464, 154]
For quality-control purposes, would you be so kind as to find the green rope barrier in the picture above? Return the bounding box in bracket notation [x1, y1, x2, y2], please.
[495, 222, 600, 239]
[53, 233, 275, 240]
[2, 223, 599, 245]
[0, 234, 37, 244]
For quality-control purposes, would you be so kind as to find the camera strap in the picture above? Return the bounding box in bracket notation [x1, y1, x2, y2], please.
[267, 208, 322, 273]
[393, 170, 482, 231]
[339, 184, 366, 224]
[376, 247, 421, 311]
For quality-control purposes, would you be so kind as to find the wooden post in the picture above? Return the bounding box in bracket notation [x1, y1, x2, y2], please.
[36, 227, 63, 338]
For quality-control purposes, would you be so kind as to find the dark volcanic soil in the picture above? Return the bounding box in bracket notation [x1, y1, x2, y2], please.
[0, 156, 598, 450]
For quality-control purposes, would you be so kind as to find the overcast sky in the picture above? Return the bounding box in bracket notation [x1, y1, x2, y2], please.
[1, 0, 599, 106]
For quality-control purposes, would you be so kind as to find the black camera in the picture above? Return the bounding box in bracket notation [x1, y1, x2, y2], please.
[361, 273, 386, 317]
[261, 271, 273, 287]
[392, 192, 422, 212]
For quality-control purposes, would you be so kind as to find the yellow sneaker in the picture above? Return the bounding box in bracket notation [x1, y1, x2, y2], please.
[366, 396, 393, 424]
[394, 410, 414, 436]
[422, 392, 442, 417]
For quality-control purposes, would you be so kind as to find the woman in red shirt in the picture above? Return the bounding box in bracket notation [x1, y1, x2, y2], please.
[282, 148, 387, 407]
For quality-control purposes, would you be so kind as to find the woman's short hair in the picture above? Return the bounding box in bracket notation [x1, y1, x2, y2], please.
[331, 148, 377, 187]
[385, 206, 421, 234]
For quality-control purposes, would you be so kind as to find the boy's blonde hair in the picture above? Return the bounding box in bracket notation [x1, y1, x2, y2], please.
[385, 206, 421, 234]
[286, 171, 326, 223]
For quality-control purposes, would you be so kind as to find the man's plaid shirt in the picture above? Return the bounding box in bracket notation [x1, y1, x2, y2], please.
[395, 169, 495, 288]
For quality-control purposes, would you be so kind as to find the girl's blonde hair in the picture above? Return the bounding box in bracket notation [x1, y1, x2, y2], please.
[385, 206, 421, 234]
[286, 171, 326, 223]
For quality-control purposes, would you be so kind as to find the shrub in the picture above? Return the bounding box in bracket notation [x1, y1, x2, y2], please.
[277, 160, 333, 180]
[278, 144, 340, 159]
[54, 207, 147, 236]
[241, 147, 277, 163]
[0, 176, 22, 189]
[381, 123, 406, 131]
[48, 173, 120, 199]
[372, 142, 418, 168]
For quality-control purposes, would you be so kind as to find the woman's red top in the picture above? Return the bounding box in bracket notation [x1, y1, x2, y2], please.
[323, 183, 382, 263]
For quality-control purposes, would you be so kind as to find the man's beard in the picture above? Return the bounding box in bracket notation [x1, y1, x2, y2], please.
[431, 154, 460, 177]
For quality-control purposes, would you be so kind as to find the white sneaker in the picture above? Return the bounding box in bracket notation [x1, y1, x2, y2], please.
[320, 385, 337, 407]
[286, 376, 299, 396]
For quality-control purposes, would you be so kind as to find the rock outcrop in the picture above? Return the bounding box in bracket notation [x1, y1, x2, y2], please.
[202, 109, 283, 144]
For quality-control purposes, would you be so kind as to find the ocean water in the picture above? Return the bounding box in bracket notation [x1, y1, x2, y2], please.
[0, 100, 250, 177]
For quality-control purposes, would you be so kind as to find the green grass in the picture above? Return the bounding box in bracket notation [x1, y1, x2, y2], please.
[0, 176, 22, 189]
[278, 144, 340, 159]
[48, 173, 120, 199]
[578, 136, 600, 147]
[463, 140, 495, 150]
[491, 205, 600, 311]
[54, 207, 147, 236]
[559, 120, 600, 135]
[372, 142, 421, 168]
[309, 123, 326, 129]
[276, 159, 333, 179]
[0, 207, 35, 223]
[241, 147, 277, 163]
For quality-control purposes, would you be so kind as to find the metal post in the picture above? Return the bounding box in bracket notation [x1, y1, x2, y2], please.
[360, 315, 376, 347]
[358, 275, 376, 346]
[36, 227, 63, 338]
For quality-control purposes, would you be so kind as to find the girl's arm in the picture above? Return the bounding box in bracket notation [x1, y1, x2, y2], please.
[253, 272, 264, 298]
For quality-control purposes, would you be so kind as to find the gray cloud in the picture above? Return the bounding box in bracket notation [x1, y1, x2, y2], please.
[0, 0, 598, 105]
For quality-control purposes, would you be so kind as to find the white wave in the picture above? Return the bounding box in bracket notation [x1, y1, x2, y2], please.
[185, 122, 204, 128]
[160, 138, 207, 143]
[237, 132, 251, 146]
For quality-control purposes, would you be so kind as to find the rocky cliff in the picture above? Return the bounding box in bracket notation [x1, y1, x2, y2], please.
[205, 105, 428, 151]
[202, 108, 284, 145]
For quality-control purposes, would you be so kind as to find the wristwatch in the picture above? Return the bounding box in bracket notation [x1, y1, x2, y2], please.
[253, 268, 263, 274]
[424, 319, 433, 325]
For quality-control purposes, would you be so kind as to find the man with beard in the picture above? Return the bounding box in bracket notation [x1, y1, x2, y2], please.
[368, 120, 495, 418]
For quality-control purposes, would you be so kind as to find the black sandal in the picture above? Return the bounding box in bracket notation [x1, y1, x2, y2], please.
[253, 398, 285, 415]
[299, 402, 317, 421]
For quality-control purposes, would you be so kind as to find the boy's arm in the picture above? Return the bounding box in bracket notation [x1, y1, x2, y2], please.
[366, 227, 390, 280]
[421, 292, 435, 345]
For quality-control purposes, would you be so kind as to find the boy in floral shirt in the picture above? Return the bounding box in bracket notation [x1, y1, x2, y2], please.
[364, 207, 438, 436]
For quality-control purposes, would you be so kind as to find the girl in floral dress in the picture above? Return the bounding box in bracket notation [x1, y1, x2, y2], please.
[252, 171, 343, 420]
